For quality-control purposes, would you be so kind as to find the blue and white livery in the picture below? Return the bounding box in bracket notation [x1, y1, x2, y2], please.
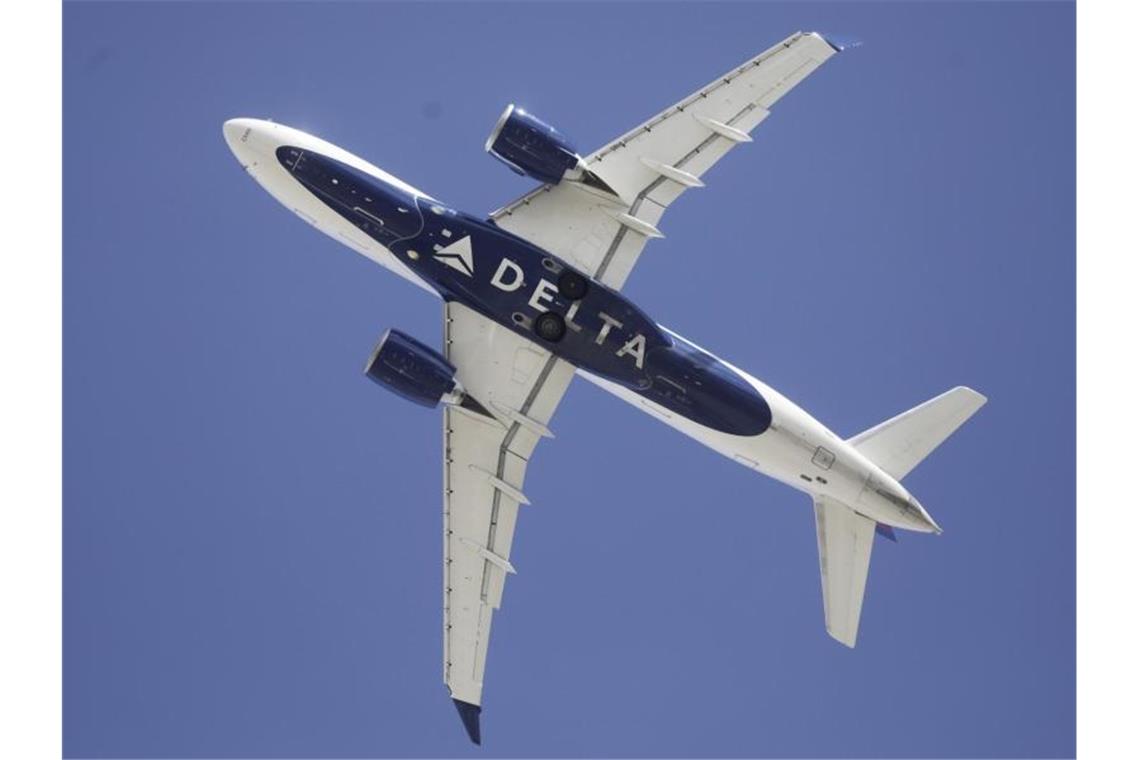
[223, 31, 984, 745]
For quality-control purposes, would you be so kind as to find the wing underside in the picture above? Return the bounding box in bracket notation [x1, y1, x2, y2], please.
[442, 301, 575, 742]
[490, 31, 842, 291]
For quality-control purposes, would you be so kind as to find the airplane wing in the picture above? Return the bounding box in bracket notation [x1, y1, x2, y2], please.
[489, 31, 846, 290]
[441, 300, 576, 743]
[813, 495, 876, 648]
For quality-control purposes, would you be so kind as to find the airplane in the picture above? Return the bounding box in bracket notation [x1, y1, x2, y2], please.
[223, 31, 985, 745]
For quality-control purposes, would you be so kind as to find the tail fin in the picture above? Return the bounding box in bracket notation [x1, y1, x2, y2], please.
[848, 387, 987, 480]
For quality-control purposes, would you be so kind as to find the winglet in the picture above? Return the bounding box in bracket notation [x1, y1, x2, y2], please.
[813, 32, 863, 53]
[452, 699, 482, 745]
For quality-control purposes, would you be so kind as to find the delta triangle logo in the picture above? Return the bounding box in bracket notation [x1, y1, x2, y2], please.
[433, 236, 475, 277]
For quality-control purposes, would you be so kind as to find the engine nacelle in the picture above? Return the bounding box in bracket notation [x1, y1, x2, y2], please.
[364, 329, 463, 408]
[485, 104, 585, 185]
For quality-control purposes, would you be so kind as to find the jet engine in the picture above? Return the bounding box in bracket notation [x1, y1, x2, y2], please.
[485, 104, 588, 185]
[364, 329, 465, 408]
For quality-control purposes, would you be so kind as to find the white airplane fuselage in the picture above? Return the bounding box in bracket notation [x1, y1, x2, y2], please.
[223, 118, 940, 535]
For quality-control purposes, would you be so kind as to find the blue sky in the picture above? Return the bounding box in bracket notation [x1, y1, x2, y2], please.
[64, 2, 1074, 757]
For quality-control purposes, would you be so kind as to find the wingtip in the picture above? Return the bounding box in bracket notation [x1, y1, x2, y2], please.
[812, 32, 863, 53]
[452, 698, 482, 745]
[951, 385, 989, 409]
[827, 625, 858, 649]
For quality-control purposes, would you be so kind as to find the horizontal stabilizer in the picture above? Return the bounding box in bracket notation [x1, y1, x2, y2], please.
[875, 523, 898, 543]
[849, 386, 987, 480]
[814, 495, 876, 647]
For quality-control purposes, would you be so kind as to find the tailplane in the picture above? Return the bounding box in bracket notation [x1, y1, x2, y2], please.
[848, 386, 987, 480]
[813, 495, 876, 647]
[814, 387, 985, 647]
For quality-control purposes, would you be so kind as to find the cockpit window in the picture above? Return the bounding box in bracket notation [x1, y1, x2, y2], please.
[276, 145, 423, 245]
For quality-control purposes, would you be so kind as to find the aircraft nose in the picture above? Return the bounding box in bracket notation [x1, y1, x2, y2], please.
[223, 118, 270, 170]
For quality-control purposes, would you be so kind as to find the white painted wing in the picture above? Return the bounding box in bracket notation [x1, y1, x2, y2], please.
[490, 31, 842, 290]
[442, 301, 576, 720]
[813, 495, 876, 648]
